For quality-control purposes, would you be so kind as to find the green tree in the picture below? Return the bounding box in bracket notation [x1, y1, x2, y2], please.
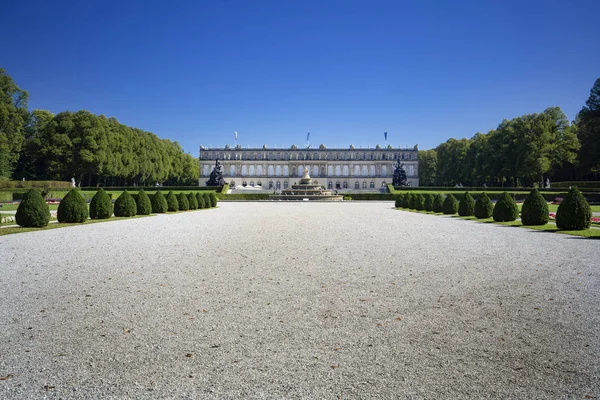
[114, 190, 137, 217]
[442, 194, 458, 215]
[575, 78, 600, 179]
[418, 149, 437, 186]
[166, 191, 179, 211]
[151, 191, 168, 213]
[0, 69, 29, 178]
[432, 194, 444, 213]
[196, 192, 206, 209]
[177, 192, 189, 211]
[135, 189, 152, 215]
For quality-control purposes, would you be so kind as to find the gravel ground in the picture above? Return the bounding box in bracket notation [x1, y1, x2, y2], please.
[1, 201, 599, 399]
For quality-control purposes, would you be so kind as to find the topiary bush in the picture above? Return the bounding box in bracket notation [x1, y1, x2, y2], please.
[408, 193, 418, 209]
[423, 194, 434, 211]
[458, 192, 475, 217]
[196, 192, 206, 209]
[415, 193, 425, 210]
[203, 192, 212, 208]
[166, 191, 179, 212]
[556, 186, 591, 230]
[474, 192, 493, 219]
[395, 194, 403, 208]
[135, 189, 152, 215]
[493, 192, 519, 222]
[177, 192, 189, 211]
[209, 192, 218, 207]
[432, 194, 444, 213]
[442, 194, 458, 215]
[114, 190, 137, 217]
[90, 188, 112, 219]
[15, 189, 50, 227]
[521, 188, 549, 226]
[57, 189, 89, 223]
[187, 192, 198, 210]
[152, 191, 168, 213]
[402, 193, 411, 208]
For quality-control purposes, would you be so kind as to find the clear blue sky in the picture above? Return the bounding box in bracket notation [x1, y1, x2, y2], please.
[4, 0, 599, 154]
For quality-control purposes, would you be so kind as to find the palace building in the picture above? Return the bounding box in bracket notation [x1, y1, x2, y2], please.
[199, 144, 419, 190]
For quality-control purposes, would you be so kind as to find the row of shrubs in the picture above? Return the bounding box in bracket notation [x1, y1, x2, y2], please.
[14, 189, 218, 227]
[394, 187, 592, 230]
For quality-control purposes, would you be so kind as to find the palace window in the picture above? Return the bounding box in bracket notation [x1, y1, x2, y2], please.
[362, 181, 367, 189]
[313, 153, 318, 160]
[328, 182, 333, 189]
[269, 181, 273, 189]
[230, 181, 236, 187]
[336, 181, 341, 189]
[242, 181, 247, 187]
[230, 165, 236, 176]
[257, 181, 262, 186]
[343, 181, 348, 189]
[381, 181, 387, 187]
[355, 181, 360, 189]
[283, 181, 288, 189]
[250, 181, 255, 187]
[370, 181, 375, 188]
[276, 181, 281, 189]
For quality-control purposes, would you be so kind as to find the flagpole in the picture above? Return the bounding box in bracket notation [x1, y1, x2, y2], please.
[234, 131, 238, 147]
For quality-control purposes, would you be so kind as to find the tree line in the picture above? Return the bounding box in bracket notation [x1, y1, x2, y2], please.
[418, 78, 600, 187]
[0, 68, 199, 186]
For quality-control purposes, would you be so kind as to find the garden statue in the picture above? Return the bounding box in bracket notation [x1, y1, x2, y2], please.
[392, 159, 408, 187]
[206, 158, 226, 186]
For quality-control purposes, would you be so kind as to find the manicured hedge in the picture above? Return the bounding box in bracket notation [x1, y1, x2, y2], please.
[521, 188, 549, 226]
[0, 180, 72, 189]
[556, 187, 591, 230]
[166, 191, 179, 212]
[196, 192, 206, 208]
[135, 189, 152, 215]
[432, 194, 444, 213]
[492, 192, 519, 222]
[114, 191, 137, 217]
[423, 194, 434, 211]
[187, 193, 198, 210]
[151, 191, 168, 213]
[551, 181, 600, 190]
[90, 188, 113, 219]
[442, 194, 458, 215]
[474, 193, 493, 219]
[177, 192, 190, 211]
[458, 192, 475, 216]
[15, 189, 50, 227]
[57, 189, 89, 223]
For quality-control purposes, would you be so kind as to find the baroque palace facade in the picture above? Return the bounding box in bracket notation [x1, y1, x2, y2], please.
[199, 144, 419, 190]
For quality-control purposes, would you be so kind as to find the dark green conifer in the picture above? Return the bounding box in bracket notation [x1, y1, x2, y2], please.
[402, 193, 412, 208]
[521, 188, 549, 226]
[423, 194, 434, 212]
[196, 192, 206, 209]
[90, 188, 113, 219]
[114, 190, 137, 217]
[432, 194, 444, 213]
[203, 192, 212, 208]
[152, 191, 168, 213]
[166, 191, 179, 212]
[415, 193, 425, 210]
[458, 192, 475, 216]
[492, 192, 519, 222]
[209, 192, 218, 207]
[57, 189, 89, 223]
[177, 192, 190, 211]
[442, 194, 458, 215]
[15, 189, 50, 227]
[395, 194, 403, 208]
[135, 189, 152, 215]
[556, 187, 591, 230]
[474, 192, 493, 219]
[187, 193, 198, 210]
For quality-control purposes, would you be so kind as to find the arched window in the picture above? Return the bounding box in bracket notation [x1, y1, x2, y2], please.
[268, 165, 274, 176]
[408, 165, 415, 176]
[353, 165, 360, 176]
[241, 165, 247, 176]
[335, 165, 341, 176]
[381, 181, 387, 187]
[313, 153, 318, 160]
[370, 181, 375, 188]
[276, 181, 281, 189]
[370, 153, 374, 160]
[343, 181, 348, 189]
[230, 165, 236, 176]
[283, 165, 289, 176]
[268, 153, 273, 160]
[249, 165, 255, 176]
[336, 181, 341, 189]
[362, 181, 367, 189]
[321, 167, 325, 176]
[363, 153, 366, 160]
[336, 153, 340, 160]
[269, 181, 274, 189]
[342, 165, 349, 176]
[306, 153, 312, 160]
[328, 182, 333, 189]
[230, 180, 236, 187]
[370, 165, 376, 176]
[250, 181, 255, 187]
[275, 165, 282, 176]
[382, 165, 387, 176]
[257, 165, 263, 176]
[327, 165, 333, 176]
[297, 165, 303, 176]
[242, 181, 247, 187]
[283, 181, 289, 189]
[242, 153, 247, 160]
[355, 181, 360, 189]
[299, 153, 304, 160]
[382, 154, 386, 160]
[257, 181, 262, 186]
[276, 153, 280, 160]
[284, 152, 289, 160]
[362, 166, 368, 176]
[312, 165, 318, 177]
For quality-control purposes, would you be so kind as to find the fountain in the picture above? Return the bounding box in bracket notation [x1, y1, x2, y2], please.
[269, 167, 343, 201]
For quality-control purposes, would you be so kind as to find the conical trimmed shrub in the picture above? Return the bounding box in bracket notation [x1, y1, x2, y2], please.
[415, 193, 425, 210]
[209, 192, 218, 207]
[474, 192, 493, 219]
[409, 193, 418, 209]
[114, 190, 137, 217]
[432, 194, 444, 213]
[521, 188, 549, 226]
[57, 189, 89, 223]
[15, 189, 50, 227]
[152, 191, 168, 213]
[203, 192, 212, 208]
[556, 187, 591, 230]
[90, 188, 112, 219]
[166, 191, 179, 212]
[492, 192, 519, 222]
[402, 193, 412, 208]
[187, 193, 198, 210]
[442, 194, 458, 215]
[458, 192, 475, 217]
[135, 189, 152, 215]
[196, 192, 206, 209]
[177, 192, 189, 211]
[424, 194, 434, 212]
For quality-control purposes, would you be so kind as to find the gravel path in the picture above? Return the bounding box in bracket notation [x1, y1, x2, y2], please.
[1, 201, 599, 399]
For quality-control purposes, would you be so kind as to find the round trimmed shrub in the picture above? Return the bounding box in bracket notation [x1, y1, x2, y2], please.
[196, 192, 206, 209]
[432, 194, 444, 213]
[187, 193, 198, 210]
[57, 189, 89, 223]
[474, 192, 493, 219]
[395, 194, 403, 208]
[458, 192, 475, 217]
[15, 189, 50, 227]
[415, 193, 425, 210]
[423, 194, 434, 211]
[177, 192, 189, 211]
[166, 191, 179, 212]
[521, 188, 549, 226]
[203, 192, 212, 208]
[442, 194, 458, 215]
[114, 190, 137, 217]
[492, 192, 519, 222]
[135, 189, 152, 215]
[90, 188, 112, 219]
[152, 191, 168, 213]
[209, 192, 218, 207]
[556, 186, 591, 230]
